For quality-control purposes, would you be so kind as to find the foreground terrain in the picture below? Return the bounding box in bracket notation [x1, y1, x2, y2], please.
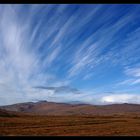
[1, 114, 140, 136]
[1, 102, 140, 136]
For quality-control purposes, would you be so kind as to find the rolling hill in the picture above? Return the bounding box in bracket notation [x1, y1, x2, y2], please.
[1, 101, 140, 115]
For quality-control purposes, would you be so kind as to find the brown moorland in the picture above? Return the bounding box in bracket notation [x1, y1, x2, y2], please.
[1, 114, 140, 136]
[1, 102, 140, 136]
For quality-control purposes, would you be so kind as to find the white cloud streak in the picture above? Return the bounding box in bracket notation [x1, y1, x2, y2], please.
[0, 5, 140, 105]
[125, 67, 140, 77]
[100, 94, 140, 104]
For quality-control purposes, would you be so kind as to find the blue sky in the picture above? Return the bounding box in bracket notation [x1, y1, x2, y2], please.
[0, 4, 140, 105]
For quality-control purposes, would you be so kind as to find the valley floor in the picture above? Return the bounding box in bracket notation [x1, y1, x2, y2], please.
[1, 115, 140, 136]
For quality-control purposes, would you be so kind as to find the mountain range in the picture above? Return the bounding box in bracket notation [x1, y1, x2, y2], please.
[1, 101, 140, 116]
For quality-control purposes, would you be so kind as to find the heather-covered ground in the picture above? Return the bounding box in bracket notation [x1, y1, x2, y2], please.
[1, 115, 140, 136]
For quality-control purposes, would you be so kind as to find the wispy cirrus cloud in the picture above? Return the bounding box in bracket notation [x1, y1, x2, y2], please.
[116, 66, 140, 86]
[125, 67, 140, 77]
[67, 5, 140, 80]
[0, 4, 140, 105]
[68, 43, 99, 78]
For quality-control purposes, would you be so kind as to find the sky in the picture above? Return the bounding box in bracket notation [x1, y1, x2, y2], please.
[0, 4, 140, 105]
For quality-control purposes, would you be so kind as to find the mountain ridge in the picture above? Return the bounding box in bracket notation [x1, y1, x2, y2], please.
[1, 101, 140, 116]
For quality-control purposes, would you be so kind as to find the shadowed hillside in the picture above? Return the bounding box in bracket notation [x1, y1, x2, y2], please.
[0, 108, 18, 117]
